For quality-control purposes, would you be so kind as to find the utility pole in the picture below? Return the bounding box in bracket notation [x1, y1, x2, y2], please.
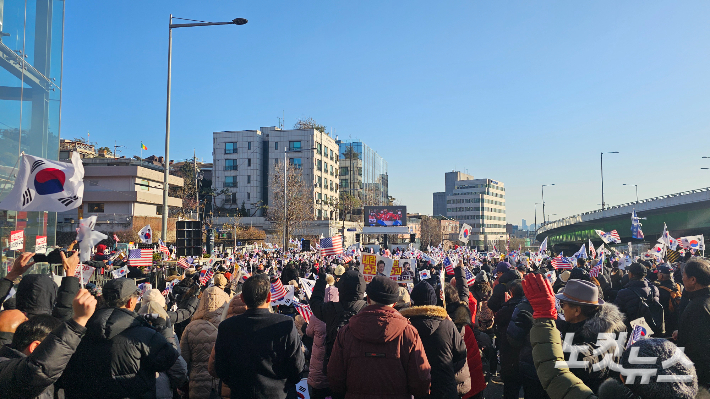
[194, 149, 199, 220]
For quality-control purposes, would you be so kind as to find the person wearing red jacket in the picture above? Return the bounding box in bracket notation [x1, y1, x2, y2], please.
[451, 264, 487, 398]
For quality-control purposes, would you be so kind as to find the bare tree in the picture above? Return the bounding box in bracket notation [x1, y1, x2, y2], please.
[419, 216, 442, 249]
[338, 192, 362, 222]
[267, 160, 314, 243]
[294, 117, 327, 134]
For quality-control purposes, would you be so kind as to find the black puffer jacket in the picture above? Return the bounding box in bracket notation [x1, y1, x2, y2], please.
[677, 287, 710, 387]
[487, 269, 520, 313]
[494, 294, 523, 376]
[59, 307, 179, 399]
[16, 274, 80, 321]
[0, 319, 86, 399]
[614, 278, 660, 329]
[400, 305, 467, 399]
[310, 270, 367, 361]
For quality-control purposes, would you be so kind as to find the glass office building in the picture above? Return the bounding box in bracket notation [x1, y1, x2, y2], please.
[338, 140, 388, 206]
[0, 0, 64, 274]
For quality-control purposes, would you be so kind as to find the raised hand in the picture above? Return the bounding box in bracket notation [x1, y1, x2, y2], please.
[6, 252, 37, 281]
[522, 273, 558, 320]
[72, 289, 97, 326]
[61, 250, 80, 277]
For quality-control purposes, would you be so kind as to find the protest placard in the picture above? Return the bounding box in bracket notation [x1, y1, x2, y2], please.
[10, 230, 23, 251]
[359, 253, 392, 282]
[35, 235, 47, 254]
[74, 264, 95, 285]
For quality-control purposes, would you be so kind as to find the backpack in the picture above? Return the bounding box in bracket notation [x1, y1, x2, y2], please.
[323, 300, 367, 374]
[631, 287, 665, 336]
[658, 283, 682, 313]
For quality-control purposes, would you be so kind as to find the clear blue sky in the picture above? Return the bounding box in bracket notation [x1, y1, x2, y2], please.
[61, 1, 710, 227]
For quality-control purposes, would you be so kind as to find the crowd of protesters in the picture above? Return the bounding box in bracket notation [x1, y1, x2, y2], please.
[0, 239, 708, 399]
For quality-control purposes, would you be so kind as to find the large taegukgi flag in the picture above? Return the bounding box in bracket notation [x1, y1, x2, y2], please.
[0, 152, 84, 211]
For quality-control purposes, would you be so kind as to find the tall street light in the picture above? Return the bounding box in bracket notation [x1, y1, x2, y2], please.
[542, 184, 554, 224]
[600, 151, 619, 211]
[283, 147, 316, 251]
[534, 202, 540, 232]
[623, 183, 638, 204]
[161, 15, 248, 241]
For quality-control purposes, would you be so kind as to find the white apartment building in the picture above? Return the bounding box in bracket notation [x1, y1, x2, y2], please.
[213, 126, 340, 220]
[57, 157, 184, 230]
[440, 171, 507, 248]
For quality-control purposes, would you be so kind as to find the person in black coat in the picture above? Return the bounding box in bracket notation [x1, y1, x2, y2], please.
[493, 278, 524, 399]
[676, 258, 710, 388]
[487, 263, 521, 313]
[614, 263, 660, 331]
[213, 274, 305, 399]
[310, 269, 367, 371]
[0, 288, 96, 399]
[400, 281, 467, 399]
[59, 279, 180, 399]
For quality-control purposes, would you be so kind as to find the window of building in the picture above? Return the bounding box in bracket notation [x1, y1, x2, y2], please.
[341, 179, 349, 188]
[289, 141, 301, 151]
[275, 158, 278, 165]
[318, 209, 322, 219]
[247, 158, 252, 167]
[317, 159, 322, 171]
[274, 142, 278, 150]
[289, 158, 302, 169]
[330, 165, 334, 175]
[225, 193, 237, 204]
[248, 142, 252, 150]
[316, 143, 322, 155]
[247, 175, 251, 184]
[225, 176, 237, 188]
[137, 179, 150, 191]
[324, 194, 328, 201]
[318, 193, 322, 200]
[318, 176, 322, 187]
[247, 192, 251, 200]
[225, 159, 238, 171]
[340, 167, 348, 175]
[88, 203, 104, 213]
[324, 162, 328, 172]
[225, 143, 237, 154]
[330, 149, 334, 159]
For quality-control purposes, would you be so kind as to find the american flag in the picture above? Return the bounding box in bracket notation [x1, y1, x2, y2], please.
[551, 255, 573, 270]
[342, 255, 353, 263]
[442, 256, 455, 275]
[464, 267, 476, 285]
[293, 302, 313, 324]
[320, 235, 343, 256]
[161, 280, 179, 296]
[128, 249, 153, 267]
[609, 230, 621, 243]
[177, 258, 190, 269]
[199, 269, 215, 285]
[590, 254, 604, 278]
[589, 239, 596, 259]
[158, 239, 170, 258]
[270, 278, 288, 301]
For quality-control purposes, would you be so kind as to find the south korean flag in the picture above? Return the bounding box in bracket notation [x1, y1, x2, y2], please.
[0, 152, 84, 211]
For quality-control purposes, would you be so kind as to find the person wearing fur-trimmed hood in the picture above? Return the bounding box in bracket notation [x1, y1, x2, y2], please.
[555, 279, 626, 393]
[400, 281, 467, 399]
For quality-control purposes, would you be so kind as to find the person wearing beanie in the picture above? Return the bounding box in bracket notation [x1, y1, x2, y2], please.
[394, 286, 411, 311]
[488, 265, 521, 313]
[213, 273, 228, 290]
[400, 281, 467, 399]
[310, 269, 368, 377]
[328, 276, 431, 398]
[614, 262, 662, 333]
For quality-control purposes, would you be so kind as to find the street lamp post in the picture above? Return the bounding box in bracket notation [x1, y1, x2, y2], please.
[542, 184, 554, 224]
[534, 202, 540, 232]
[161, 15, 248, 242]
[600, 151, 619, 211]
[623, 183, 638, 204]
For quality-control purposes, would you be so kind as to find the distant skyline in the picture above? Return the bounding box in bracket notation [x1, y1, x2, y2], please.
[60, 1, 710, 226]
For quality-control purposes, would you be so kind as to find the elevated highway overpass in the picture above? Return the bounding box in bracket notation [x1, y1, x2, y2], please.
[536, 187, 710, 253]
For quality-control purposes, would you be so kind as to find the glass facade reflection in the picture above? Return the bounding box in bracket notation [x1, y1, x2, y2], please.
[338, 141, 388, 206]
[0, 0, 64, 276]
